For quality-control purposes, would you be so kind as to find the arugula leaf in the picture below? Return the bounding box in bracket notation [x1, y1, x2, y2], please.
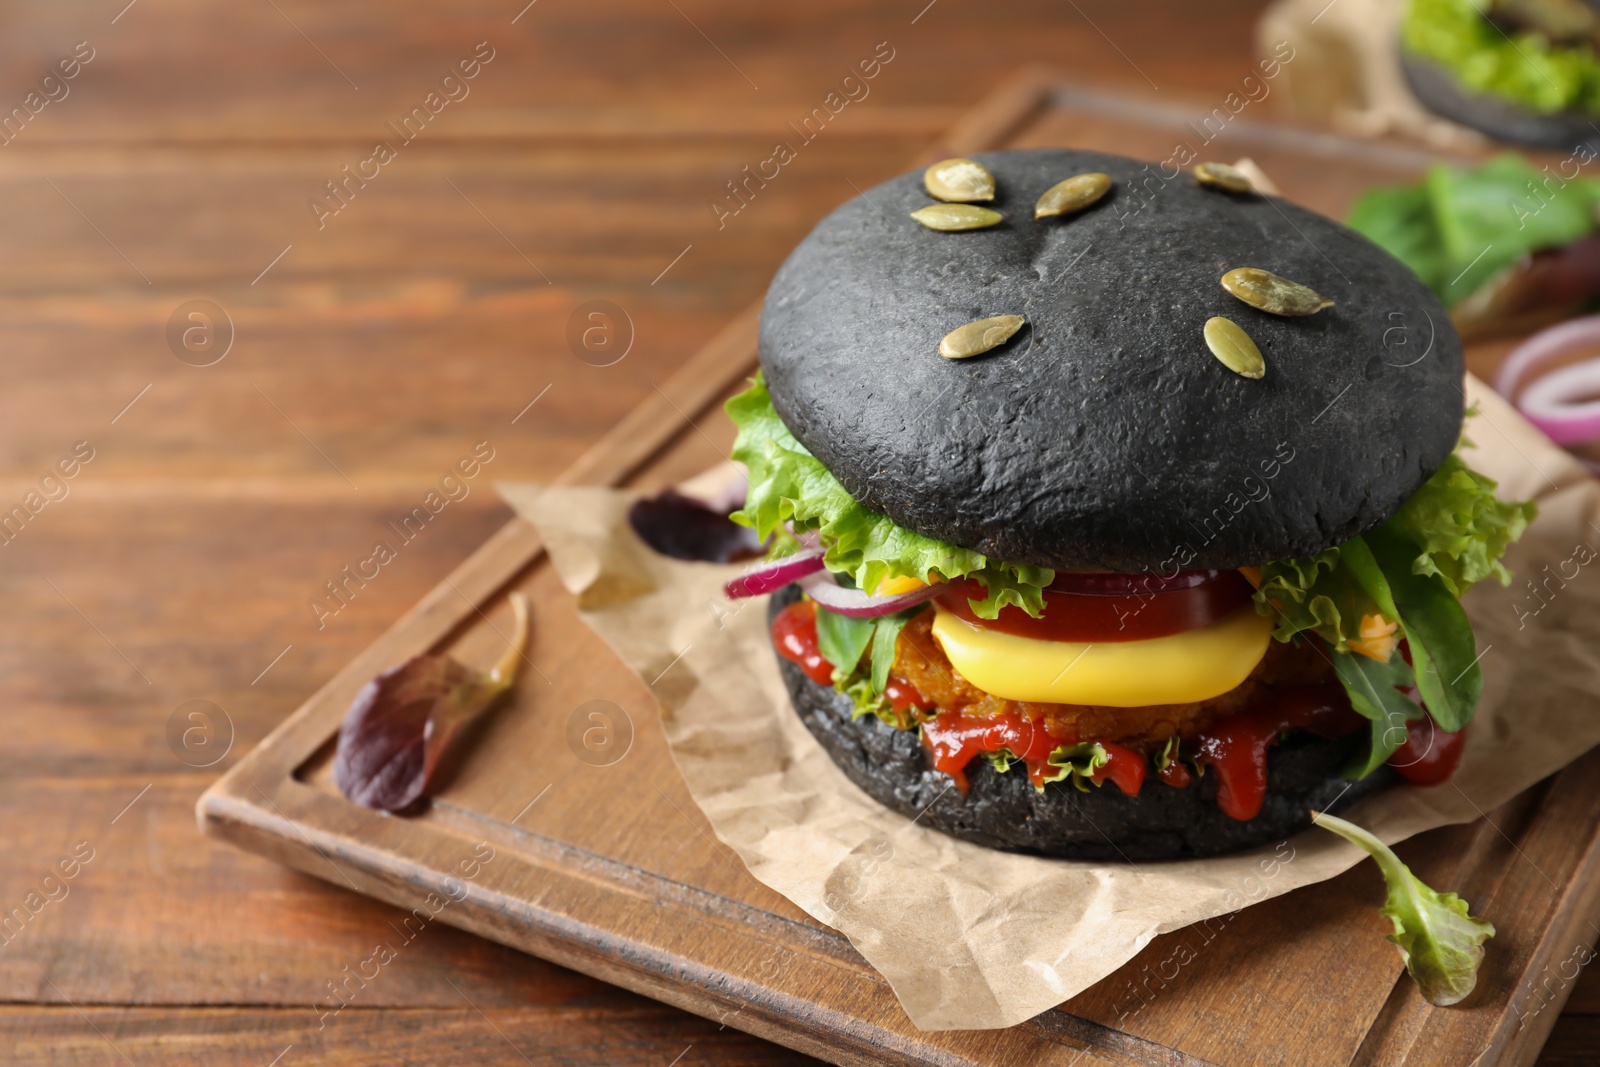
[728, 377, 1053, 618]
[1367, 528, 1483, 732]
[1332, 651, 1423, 778]
[814, 603, 919, 698]
[1313, 812, 1495, 1007]
[869, 613, 910, 693]
[813, 608, 873, 683]
[1038, 742, 1110, 793]
[1338, 534, 1474, 733]
[1391, 452, 1536, 596]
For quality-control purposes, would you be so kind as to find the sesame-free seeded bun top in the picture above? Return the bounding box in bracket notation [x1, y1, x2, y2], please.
[757, 148, 1463, 572]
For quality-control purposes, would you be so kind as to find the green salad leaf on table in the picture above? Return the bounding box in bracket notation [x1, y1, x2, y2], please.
[1314, 812, 1496, 1007]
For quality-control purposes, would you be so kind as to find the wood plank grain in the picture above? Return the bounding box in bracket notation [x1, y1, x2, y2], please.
[0, 1005, 822, 1066]
[0, 0, 1269, 143]
[0, 779, 596, 1009]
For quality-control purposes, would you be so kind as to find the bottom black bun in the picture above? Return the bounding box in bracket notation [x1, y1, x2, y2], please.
[1401, 51, 1600, 149]
[772, 589, 1393, 861]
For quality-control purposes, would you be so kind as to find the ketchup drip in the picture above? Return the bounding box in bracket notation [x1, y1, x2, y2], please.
[771, 600, 836, 686]
[884, 677, 930, 722]
[1192, 684, 1365, 821]
[1388, 714, 1467, 786]
[921, 710, 1145, 795]
[1158, 760, 1193, 788]
[1095, 743, 1147, 796]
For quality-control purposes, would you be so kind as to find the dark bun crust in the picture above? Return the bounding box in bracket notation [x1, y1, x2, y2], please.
[759, 148, 1463, 571]
[771, 590, 1393, 860]
[1402, 51, 1600, 148]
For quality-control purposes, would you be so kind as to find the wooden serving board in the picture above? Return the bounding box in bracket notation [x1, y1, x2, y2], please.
[199, 71, 1600, 1067]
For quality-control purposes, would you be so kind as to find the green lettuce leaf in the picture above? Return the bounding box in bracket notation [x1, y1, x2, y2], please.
[842, 676, 896, 727]
[813, 608, 873, 683]
[1347, 152, 1600, 306]
[1038, 742, 1110, 793]
[1313, 812, 1495, 1007]
[1345, 184, 1448, 295]
[1254, 448, 1530, 762]
[1255, 546, 1362, 651]
[986, 748, 1017, 774]
[1427, 154, 1600, 305]
[728, 377, 1053, 618]
[1391, 451, 1536, 596]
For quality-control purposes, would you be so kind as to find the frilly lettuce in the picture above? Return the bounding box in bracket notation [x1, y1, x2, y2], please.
[1392, 451, 1535, 595]
[728, 376, 1053, 618]
[987, 741, 1111, 792]
[1039, 742, 1110, 792]
[1314, 812, 1495, 1007]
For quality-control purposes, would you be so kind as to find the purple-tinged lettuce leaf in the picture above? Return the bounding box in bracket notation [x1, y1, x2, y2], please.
[628, 488, 765, 563]
[334, 594, 529, 812]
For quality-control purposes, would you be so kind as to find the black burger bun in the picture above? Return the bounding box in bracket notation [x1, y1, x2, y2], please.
[758, 148, 1463, 572]
[770, 589, 1392, 860]
[1402, 51, 1600, 148]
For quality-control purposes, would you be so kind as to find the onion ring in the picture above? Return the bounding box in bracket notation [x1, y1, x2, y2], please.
[1495, 313, 1600, 446]
[723, 547, 826, 599]
[798, 571, 947, 618]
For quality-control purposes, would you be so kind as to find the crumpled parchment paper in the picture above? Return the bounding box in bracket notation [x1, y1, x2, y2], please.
[499, 376, 1600, 1030]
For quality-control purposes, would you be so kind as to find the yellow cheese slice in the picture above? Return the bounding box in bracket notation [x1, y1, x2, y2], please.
[874, 574, 928, 596]
[930, 604, 1274, 707]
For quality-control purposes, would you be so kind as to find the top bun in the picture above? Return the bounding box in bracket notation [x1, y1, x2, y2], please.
[757, 148, 1463, 572]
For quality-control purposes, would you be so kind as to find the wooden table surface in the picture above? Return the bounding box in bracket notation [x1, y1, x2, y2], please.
[2, 2, 1594, 1064]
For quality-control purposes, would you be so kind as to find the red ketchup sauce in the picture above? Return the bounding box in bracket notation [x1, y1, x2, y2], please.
[883, 677, 929, 722]
[1192, 685, 1365, 821]
[1388, 714, 1467, 786]
[934, 571, 1255, 643]
[771, 600, 836, 686]
[920, 710, 1146, 795]
[1158, 759, 1193, 788]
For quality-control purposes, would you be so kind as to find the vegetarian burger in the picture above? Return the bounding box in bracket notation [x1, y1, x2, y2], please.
[723, 148, 1534, 861]
[1402, 0, 1600, 147]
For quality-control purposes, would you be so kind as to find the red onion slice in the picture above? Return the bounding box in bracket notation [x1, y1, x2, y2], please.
[723, 546, 825, 599]
[1495, 314, 1600, 446]
[798, 571, 946, 618]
